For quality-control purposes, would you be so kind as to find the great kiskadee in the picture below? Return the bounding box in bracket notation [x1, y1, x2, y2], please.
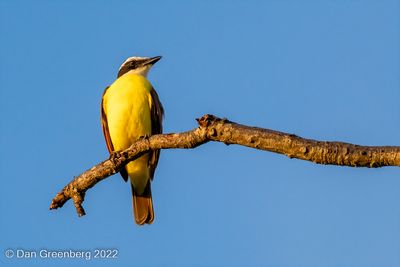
[101, 56, 164, 225]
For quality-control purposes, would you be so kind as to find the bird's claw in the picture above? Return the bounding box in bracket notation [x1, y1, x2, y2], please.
[110, 151, 122, 165]
[139, 134, 150, 140]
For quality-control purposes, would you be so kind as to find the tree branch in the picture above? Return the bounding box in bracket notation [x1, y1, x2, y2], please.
[50, 114, 400, 216]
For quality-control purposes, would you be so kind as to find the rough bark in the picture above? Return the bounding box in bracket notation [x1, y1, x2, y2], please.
[50, 114, 400, 217]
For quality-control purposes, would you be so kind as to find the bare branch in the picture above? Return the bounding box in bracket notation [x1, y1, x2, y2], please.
[50, 114, 400, 216]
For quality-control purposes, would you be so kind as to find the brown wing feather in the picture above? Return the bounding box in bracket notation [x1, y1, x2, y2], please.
[101, 87, 114, 153]
[149, 87, 164, 180]
[101, 86, 129, 181]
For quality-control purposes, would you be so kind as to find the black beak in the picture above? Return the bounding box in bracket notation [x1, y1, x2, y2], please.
[143, 56, 162, 66]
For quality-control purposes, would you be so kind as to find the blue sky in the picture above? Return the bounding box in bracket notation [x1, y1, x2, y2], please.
[1, 1, 399, 266]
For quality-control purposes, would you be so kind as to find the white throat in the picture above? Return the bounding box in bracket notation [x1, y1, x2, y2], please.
[126, 65, 151, 77]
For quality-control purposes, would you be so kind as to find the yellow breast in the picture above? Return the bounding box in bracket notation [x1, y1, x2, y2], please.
[103, 73, 153, 191]
[103, 73, 153, 151]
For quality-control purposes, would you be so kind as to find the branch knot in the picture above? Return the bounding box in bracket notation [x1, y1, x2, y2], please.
[196, 114, 220, 127]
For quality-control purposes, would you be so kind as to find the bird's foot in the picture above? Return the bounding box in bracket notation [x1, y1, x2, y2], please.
[109, 151, 123, 165]
[139, 134, 150, 140]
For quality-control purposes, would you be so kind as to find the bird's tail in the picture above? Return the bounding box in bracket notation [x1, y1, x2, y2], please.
[131, 182, 154, 225]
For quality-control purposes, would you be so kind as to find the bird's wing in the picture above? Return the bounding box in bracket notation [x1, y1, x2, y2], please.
[101, 86, 114, 153]
[149, 87, 164, 180]
[101, 86, 129, 181]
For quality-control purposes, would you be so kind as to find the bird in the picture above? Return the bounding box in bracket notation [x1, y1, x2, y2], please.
[100, 56, 164, 225]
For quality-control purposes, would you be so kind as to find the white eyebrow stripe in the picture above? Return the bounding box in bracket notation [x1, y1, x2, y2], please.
[119, 57, 148, 71]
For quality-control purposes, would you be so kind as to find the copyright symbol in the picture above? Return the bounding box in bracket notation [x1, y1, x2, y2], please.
[5, 249, 14, 258]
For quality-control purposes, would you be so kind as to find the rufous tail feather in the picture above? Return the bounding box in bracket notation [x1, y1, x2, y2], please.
[131, 183, 154, 225]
